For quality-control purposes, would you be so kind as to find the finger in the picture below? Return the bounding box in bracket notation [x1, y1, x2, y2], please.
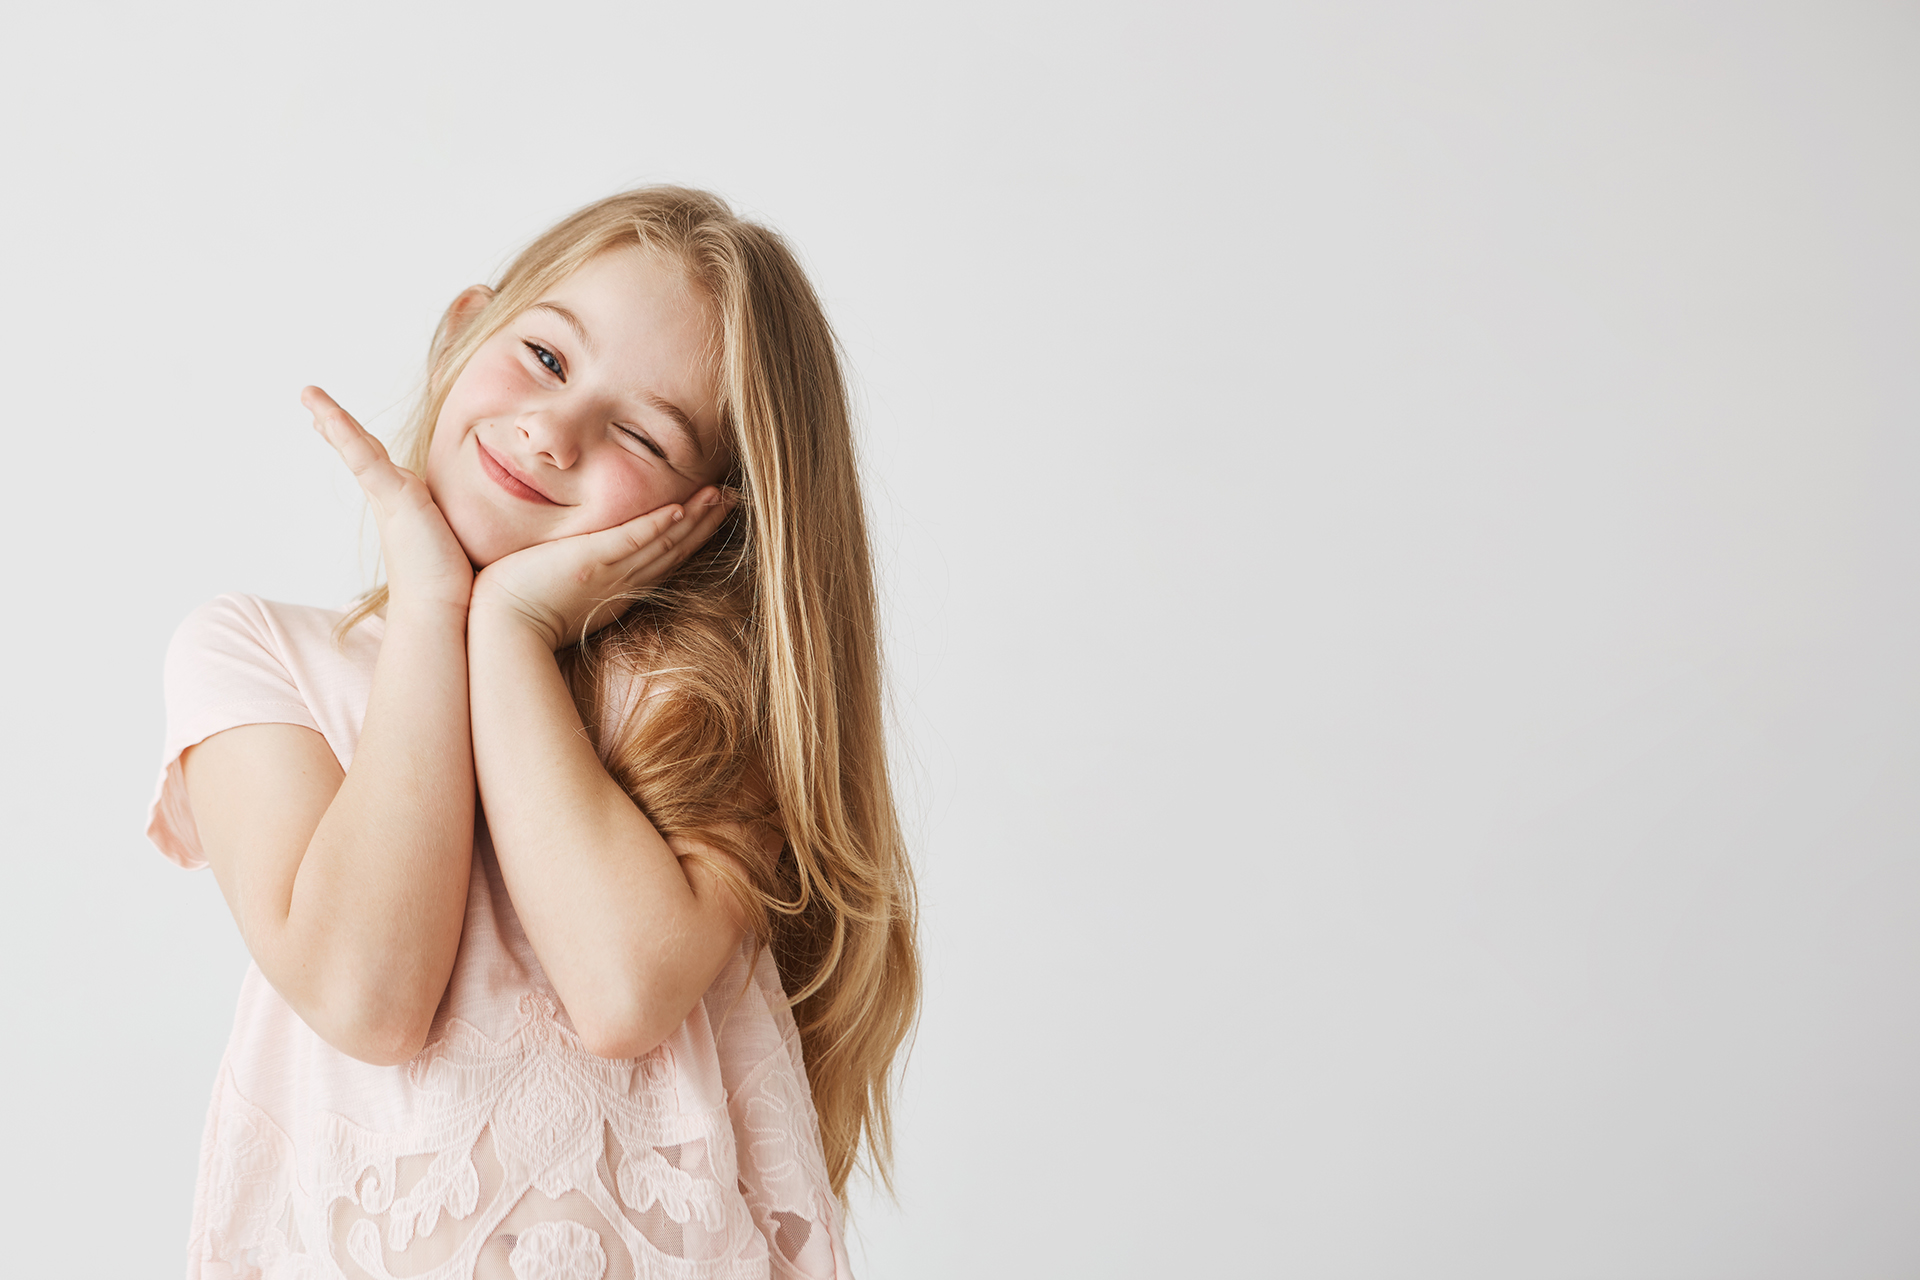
[638, 488, 731, 575]
[676, 488, 735, 551]
[591, 487, 730, 573]
[302, 385, 385, 467]
[301, 386, 410, 502]
[588, 502, 688, 569]
[653, 486, 733, 554]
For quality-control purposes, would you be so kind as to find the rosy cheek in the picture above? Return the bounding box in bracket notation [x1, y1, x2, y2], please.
[590, 455, 675, 528]
[447, 350, 529, 413]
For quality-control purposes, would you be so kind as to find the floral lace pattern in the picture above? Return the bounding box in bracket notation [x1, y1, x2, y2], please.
[508, 1222, 606, 1280]
[190, 969, 842, 1279]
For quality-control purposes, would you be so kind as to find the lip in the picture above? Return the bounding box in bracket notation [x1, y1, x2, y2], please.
[476, 438, 560, 505]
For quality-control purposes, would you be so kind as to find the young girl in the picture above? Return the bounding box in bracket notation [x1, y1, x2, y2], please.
[147, 187, 918, 1280]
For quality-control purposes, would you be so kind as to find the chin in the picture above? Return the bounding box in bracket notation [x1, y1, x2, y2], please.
[446, 515, 522, 570]
[463, 540, 522, 571]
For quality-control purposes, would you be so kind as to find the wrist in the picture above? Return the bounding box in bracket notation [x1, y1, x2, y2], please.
[381, 592, 472, 634]
[468, 583, 566, 652]
[383, 561, 474, 618]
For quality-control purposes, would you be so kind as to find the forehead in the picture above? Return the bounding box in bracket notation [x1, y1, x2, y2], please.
[531, 246, 723, 440]
[542, 246, 713, 347]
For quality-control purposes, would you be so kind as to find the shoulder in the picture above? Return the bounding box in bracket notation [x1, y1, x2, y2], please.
[164, 594, 282, 684]
[168, 594, 370, 666]
[169, 592, 338, 647]
[168, 591, 270, 647]
[163, 593, 382, 715]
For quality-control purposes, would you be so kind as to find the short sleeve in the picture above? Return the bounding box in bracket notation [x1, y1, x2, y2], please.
[145, 594, 324, 870]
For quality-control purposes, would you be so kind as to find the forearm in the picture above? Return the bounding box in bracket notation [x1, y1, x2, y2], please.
[285, 601, 475, 1061]
[467, 610, 740, 1058]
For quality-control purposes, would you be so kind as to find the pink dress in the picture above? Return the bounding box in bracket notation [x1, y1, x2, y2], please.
[148, 594, 851, 1280]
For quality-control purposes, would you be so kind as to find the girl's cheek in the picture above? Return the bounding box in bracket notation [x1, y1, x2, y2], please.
[593, 455, 674, 526]
[452, 350, 529, 408]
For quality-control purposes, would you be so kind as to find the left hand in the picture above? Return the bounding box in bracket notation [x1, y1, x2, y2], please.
[470, 487, 733, 649]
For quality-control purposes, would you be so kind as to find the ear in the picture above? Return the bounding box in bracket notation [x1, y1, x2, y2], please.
[431, 285, 496, 374]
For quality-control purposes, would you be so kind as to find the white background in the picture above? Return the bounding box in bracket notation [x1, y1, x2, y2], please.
[2, 2, 1917, 1276]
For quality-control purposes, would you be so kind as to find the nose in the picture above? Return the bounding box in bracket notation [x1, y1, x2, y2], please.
[515, 403, 588, 470]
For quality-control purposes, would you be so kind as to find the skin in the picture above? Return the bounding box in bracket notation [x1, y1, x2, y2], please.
[181, 247, 749, 1065]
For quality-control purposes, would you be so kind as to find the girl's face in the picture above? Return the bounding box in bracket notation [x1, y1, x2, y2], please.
[425, 247, 727, 568]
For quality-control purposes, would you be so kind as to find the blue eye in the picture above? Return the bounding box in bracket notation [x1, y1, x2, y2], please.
[525, 342, 564, 378]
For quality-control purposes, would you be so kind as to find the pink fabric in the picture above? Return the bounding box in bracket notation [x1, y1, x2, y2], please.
[148, 594, 850, 1280]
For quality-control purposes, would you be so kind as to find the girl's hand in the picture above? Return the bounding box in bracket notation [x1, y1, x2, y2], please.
[304, 387, 474, 614]
[469, 488, 731, 650]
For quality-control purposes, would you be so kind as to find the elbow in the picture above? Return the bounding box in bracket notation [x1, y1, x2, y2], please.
[334, 1018, 433, 1068]
[255, 929, 450, 1067]
[568, 989, 677, 1061]
[307, 988, 438, 1067]
[578, 1029, 663, 1061]
[574, 1017, 669, 1062]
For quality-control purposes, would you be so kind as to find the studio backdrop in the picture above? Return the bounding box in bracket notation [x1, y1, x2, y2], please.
[2, 2, 1917, 1276]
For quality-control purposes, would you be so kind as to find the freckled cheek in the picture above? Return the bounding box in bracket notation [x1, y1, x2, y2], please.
[443, 354, 529, 419]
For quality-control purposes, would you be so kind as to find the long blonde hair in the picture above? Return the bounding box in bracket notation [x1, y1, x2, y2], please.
[346, 187, 918, 1197]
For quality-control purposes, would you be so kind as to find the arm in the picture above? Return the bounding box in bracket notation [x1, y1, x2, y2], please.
[467, 495, 746, 1059]
[181, 390, 477, 1066]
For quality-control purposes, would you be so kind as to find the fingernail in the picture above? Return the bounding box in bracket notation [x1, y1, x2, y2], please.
[672, 508, 685, 522]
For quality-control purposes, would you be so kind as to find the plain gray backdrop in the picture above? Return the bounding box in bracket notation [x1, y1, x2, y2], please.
[3, 2, 1917, 1276]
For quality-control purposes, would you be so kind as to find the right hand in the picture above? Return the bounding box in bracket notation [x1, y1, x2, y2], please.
[304, 387, 473, 614]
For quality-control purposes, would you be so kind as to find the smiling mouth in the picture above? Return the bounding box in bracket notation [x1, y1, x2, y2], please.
[476, 439, 559, 504]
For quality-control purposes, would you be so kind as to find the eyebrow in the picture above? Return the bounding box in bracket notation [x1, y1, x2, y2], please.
[525, 300, 707, 456]
[641, 392, 701, 448]
[527, 302, 595, 355]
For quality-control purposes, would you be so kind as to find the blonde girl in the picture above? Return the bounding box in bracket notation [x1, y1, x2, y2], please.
[147, 187, 917, 1279]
